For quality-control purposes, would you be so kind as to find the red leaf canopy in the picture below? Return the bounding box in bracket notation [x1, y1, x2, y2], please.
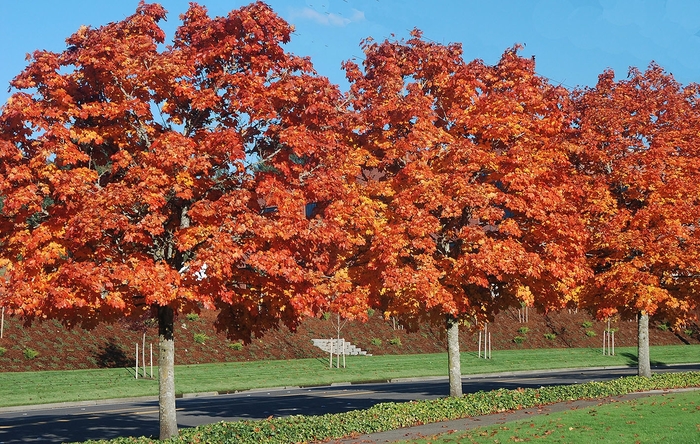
[0, 2, 362, 339]
[574, 66, 700, 325]
[345, 33, 590, 327]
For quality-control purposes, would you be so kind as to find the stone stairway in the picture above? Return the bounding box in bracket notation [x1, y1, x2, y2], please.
[312, 338, 371, 356]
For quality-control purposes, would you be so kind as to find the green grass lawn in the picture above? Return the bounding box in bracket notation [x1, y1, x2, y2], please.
[403, 389, 700, 443]
[0, 345, 698, 408]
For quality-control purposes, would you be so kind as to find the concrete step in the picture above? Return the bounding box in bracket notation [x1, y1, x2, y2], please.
[312, 338, 372, 356]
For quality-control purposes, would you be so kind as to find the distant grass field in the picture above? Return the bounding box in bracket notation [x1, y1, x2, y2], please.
[0, 345, 698, 408]
[403, 389, 700, 443]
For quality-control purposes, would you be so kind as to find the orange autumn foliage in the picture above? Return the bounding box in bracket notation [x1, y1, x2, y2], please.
[574, 66, 700, 327]
[344, 33, 590, 328]
[0, 1, 365, 340]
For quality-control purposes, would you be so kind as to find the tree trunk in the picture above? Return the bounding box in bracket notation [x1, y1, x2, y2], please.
[637, 311, 651, 377]
[158, 305, 178, 439]
[446, 315, 462, 397]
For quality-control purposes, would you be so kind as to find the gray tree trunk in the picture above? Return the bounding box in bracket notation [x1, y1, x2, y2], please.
[446, 315, 462, 397]
[158, 305, 178, 439]
[638, 311, 651, 377]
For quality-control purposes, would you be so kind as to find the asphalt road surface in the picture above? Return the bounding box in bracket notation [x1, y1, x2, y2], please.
[1, 363, 699, 443]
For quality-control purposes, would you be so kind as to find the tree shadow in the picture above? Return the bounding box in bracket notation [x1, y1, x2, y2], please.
[674, 332, 691, 345]
[619, 352, 638, 366]
[95, 339, 135, 368]
[619, 351, 668, 367]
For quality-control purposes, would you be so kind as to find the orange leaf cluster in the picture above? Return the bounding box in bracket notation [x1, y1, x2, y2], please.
[0, 2, 365, 339]
[1, 2, 699, 341]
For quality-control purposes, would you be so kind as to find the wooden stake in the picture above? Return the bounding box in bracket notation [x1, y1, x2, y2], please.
[329, 339, 333, 369]
[135, 343, 139, 379]
[0, 307, 4, 339]
[484, 324, 489, 359]
[478, 331, 482, 358]
[488, 331, 491, 359]
[603, 330, 606, 355]
[612, 331, 615, 356]
[142, 333, 146, 377]
[150, 343, 153, 378]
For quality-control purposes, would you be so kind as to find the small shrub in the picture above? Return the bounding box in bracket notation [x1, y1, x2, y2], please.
[517, 326, 530, 335]
[228, 342, 244, 351]
[370, 338, 382, 347]
[322, 312, 331, 321]
[513, 336, 526, 344]
[657, 322, 670, 331]
[586, 330, 597, 337]
[684, 329, 694, 336]
[366, 308, 375, 318]
[193, 332, 209, 344]
[186, 313, 200, 322]
[543, 333, 557, 340]
[581, 321, 593, 328]
[23, 348, 39, 360]
[0, 346, 6, 356]
[389, 337, 402, 346]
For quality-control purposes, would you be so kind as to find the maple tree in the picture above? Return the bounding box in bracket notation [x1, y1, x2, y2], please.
[572, 66, 700, 377]
[343, 33, 590, 396]
[0, 2, 366, 439]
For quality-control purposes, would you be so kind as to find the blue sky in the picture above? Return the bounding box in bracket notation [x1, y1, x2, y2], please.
[1, 0, 699, 105]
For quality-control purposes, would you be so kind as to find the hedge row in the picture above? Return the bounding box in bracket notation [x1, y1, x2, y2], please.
[86, 372, 700, 444]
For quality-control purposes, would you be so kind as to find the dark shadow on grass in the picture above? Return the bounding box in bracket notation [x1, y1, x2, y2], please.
[314, 356, 331, 367]
[619, 352, 638, 366]
[95, 339, 135, 368]
[620, 351, 671, 368]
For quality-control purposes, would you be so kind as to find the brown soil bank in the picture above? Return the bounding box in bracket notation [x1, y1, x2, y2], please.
[0, 308, 697, 372]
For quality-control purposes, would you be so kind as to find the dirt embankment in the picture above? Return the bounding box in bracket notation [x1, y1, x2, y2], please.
[0, 308, 696, 372]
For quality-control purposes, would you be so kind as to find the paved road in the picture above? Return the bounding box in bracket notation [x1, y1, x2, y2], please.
[1, 364, 698, 443]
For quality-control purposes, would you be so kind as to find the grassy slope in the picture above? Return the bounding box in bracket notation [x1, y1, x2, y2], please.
[1, 345, 699, 408]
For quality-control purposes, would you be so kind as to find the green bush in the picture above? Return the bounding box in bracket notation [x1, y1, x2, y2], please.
[586, 330, 597, 337]
[193, 333, 209, 344]
[684, 329, 694, 336]
[0, 346, 6, 356]
[186, 313, 200, 322]
[388, 337, 402, 346]
[657, 322, 670, 331]
[366, 308, 375, 318]
[23, 348, 39, 360]
[517, 326, 530, 335]
[543, 332, 557, 340]
[370, 338, 382, 347]
[513, 336, 526, 344]
[581, 321, 593, 328]
[228, 342, 244, 351]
